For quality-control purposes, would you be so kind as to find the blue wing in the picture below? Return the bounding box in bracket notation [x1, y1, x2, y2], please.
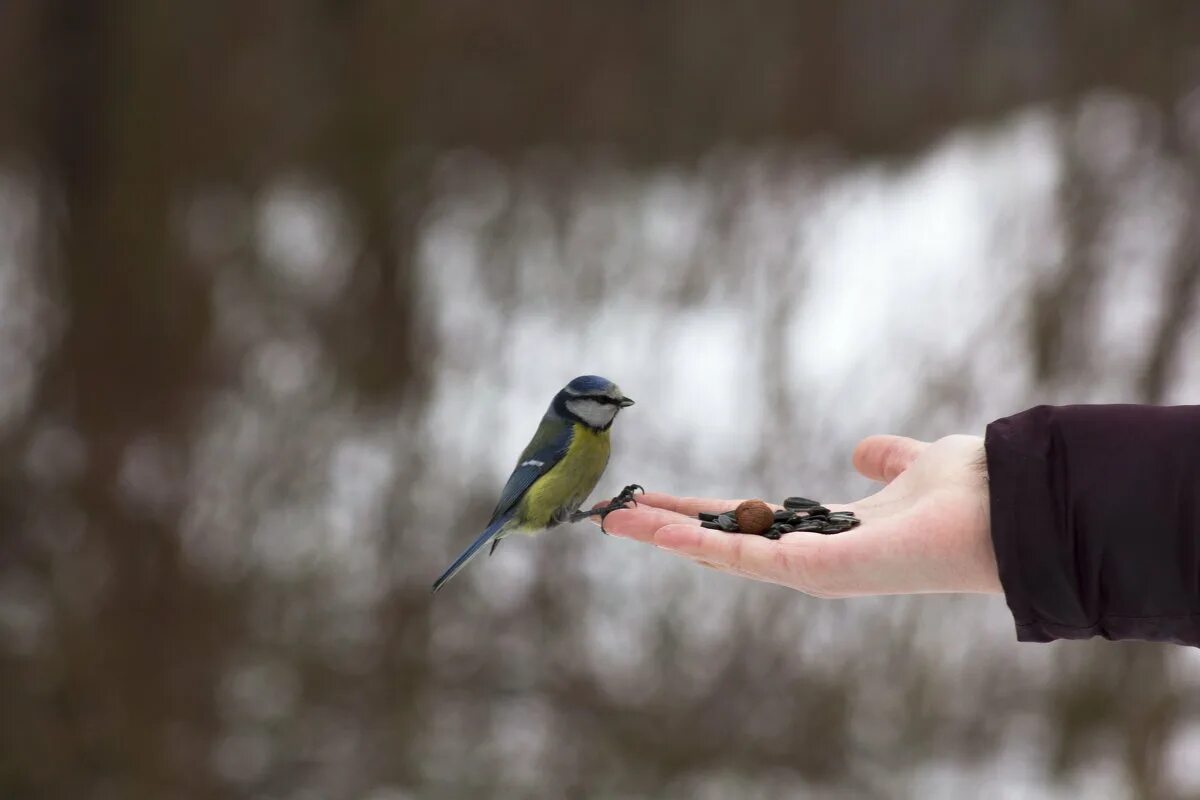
[430, 415, 572, 593]
[486, 414, 573, 525]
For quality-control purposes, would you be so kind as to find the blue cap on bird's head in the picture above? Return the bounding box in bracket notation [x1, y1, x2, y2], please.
[565, 375, 616, 395]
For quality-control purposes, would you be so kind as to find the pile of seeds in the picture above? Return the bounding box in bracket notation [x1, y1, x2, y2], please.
[697, 496, 861, 540]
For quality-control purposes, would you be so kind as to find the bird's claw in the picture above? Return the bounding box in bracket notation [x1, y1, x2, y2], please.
[597, 484, 645, 533]
[615, 483, 644, 506]
[570, 484, 645, 533]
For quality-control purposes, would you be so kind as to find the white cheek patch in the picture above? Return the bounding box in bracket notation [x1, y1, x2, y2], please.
[566, 398, 617, 428]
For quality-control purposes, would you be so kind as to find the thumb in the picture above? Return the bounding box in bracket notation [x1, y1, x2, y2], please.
[852, 435, 929, 483]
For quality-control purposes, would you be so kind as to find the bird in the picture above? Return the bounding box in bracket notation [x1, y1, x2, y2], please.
[432, 375, 639, 593]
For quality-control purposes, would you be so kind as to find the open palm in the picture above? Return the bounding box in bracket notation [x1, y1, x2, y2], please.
[596, 434, 1001, 597]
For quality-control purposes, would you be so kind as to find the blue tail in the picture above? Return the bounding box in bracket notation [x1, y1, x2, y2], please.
[432, 514, 512, 593]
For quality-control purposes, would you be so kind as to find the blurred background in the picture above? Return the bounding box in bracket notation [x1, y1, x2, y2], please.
[2, 2, 1200, 798]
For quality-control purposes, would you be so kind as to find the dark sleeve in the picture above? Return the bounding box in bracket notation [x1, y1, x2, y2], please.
[985, 404, 1200, 646]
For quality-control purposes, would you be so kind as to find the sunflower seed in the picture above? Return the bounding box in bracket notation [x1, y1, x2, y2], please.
[784, 496, 820, 510]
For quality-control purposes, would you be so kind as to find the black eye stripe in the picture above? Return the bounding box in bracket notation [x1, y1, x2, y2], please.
[579, 395, 618, 405]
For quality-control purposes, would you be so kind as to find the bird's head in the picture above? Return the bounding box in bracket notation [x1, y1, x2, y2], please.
[554, 375, 634, 430]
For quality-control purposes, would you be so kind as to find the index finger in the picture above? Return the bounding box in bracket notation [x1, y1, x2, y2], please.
[637, 492, 854, 516]
[589, 504, 700, 543]
[652, 522, 811, 583]
[635, 492, 780, 515]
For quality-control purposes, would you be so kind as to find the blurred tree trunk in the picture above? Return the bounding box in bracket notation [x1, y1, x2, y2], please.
[13, 2, 227, 797]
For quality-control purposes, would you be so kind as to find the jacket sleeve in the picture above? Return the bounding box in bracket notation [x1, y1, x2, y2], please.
[985, 404, 1200, 645]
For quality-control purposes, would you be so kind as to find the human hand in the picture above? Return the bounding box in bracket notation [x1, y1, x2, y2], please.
[596, 434, 1000, 597]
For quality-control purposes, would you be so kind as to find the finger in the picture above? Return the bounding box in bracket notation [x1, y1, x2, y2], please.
[634, 492, 782, 515]
[651, 523, 790, 579]
[587, 492, 719, 514]
[852, 435, 929, 484]
[630, 491, 856, 519]
[588, 505, 700, 543]
[687, 557, 762, 583]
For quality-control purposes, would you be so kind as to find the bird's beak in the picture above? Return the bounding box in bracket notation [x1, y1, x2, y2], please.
[618, 397, 635, 408]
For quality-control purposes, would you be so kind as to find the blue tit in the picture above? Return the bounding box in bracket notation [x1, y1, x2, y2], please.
[432, 375, 637, 593]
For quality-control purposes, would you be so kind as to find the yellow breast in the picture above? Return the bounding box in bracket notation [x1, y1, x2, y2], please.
[517, 424, 611, 531]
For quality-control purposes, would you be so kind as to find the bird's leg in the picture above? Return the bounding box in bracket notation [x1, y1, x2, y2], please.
[568, 484, 645, 533]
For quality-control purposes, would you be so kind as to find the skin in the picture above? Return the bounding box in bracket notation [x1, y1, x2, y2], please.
[591, 434, 1002, 598]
